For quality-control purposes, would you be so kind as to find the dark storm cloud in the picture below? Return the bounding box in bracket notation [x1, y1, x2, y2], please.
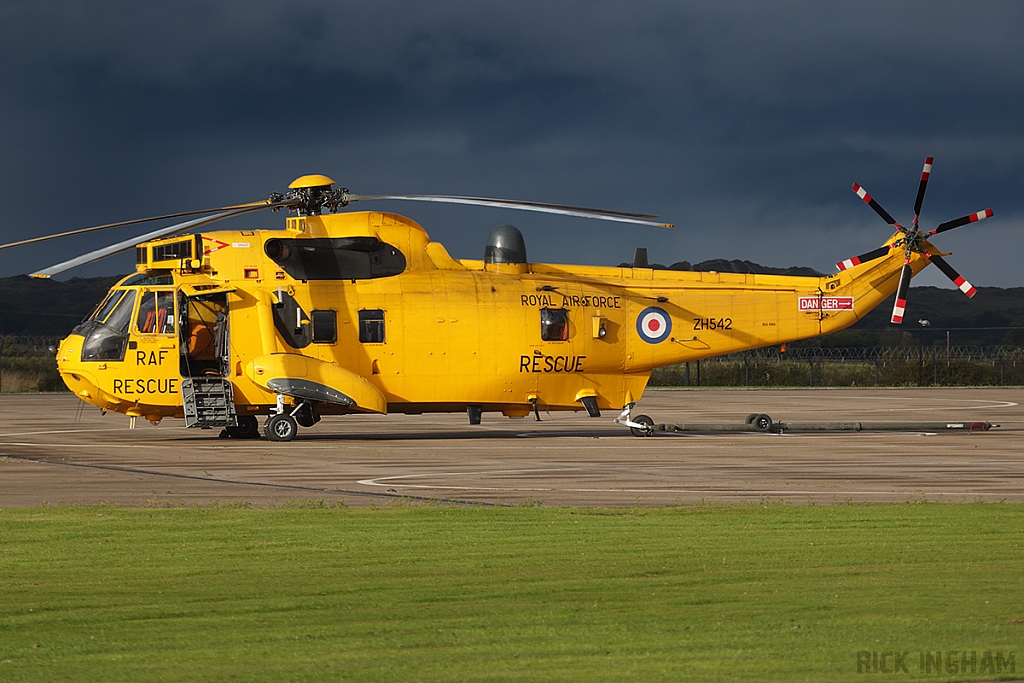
[1, 1, 1022, 285]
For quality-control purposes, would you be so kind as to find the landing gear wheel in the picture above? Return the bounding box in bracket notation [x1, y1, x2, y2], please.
[745, 413, 758, 424]
[752, 414, 774, 433]
[630, 414, 654, 437]
[294, 402, 320, 428]
[226, 415, 260, 439]
[264, 413, 298, 442]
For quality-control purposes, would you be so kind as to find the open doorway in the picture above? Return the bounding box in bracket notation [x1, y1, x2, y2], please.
[179, 292, 229, 377]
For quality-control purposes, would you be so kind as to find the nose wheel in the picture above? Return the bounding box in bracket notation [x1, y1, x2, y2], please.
[264, 413, 298, 442]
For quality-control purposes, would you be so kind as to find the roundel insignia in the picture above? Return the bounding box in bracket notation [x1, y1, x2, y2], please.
[636, 306, 672, 344]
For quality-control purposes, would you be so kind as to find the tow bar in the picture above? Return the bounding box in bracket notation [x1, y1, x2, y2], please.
[627, 414, 998, 436]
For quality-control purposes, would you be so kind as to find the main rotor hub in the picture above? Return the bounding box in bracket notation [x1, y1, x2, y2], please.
[281, 175, 350, 216]
[288, 174, 337, 190]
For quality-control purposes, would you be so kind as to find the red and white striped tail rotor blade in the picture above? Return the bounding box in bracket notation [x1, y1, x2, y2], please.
[836, 244, 892, 271]
[852, 183, 900, 227]
[927, 252, 977, 298]
[913, 157, 933, 219]
[929, 208, 993, 236]
[890, 259, 913, 324]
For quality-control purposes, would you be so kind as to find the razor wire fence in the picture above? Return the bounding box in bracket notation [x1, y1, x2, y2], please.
[649, 345, 1024, 388]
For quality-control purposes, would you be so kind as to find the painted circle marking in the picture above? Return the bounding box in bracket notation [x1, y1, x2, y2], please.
[636, 306, 671, 344]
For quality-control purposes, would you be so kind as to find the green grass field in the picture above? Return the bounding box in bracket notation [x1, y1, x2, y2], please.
[2, 503, 1022, 681]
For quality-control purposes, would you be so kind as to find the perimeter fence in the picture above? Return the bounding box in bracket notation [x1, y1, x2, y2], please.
[649, 345, 1024, 388]
[0, 336, 63, 393]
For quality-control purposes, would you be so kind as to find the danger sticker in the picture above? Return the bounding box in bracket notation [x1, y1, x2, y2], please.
[799, 296, 854, 311]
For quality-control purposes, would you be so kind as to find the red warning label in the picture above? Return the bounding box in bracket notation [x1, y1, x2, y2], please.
[798, 296, 854, 311]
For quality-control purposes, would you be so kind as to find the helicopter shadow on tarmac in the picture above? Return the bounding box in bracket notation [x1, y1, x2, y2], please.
[220, 426, 642, 443]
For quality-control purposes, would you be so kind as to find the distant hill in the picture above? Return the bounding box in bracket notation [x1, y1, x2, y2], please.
[844, 286, 1024, 347]
[618, 258, 825, 277]
[1, 270, 1021, 346]
[0, 275, 124, 337]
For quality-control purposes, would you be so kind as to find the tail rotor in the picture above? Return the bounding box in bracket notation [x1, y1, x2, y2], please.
[835, 157, 993, 323]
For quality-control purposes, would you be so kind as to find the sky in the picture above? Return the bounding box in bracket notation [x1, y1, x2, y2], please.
[0, 1, 1021, 289]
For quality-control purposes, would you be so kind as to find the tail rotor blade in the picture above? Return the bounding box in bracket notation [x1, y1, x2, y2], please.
[913, 157, 933, 219]
[837, 244, 894, 271]
[890, 258, 913, 324]
[929, 208, 993, 236]
[927, 252, 977, 298]
[852, 183, 901, 228]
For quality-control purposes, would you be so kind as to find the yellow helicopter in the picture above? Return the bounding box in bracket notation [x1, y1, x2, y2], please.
[1, 158, 992, 441]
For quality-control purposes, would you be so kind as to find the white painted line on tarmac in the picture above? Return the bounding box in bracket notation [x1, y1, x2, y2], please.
[357, 464, 1024, 497]
[0, 428, 139, 437]
[0, 441, 193, 450]
[356, 479, 1018, 497]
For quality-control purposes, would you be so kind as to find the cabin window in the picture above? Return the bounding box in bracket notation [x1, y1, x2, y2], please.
[270, 290, 311, 349]
[540, 308, 569, 341]
[263, 237, 407, 281]
[136, 291, 176, 334]
[358, 309, 385, 343]
[312, 310, 338, 343]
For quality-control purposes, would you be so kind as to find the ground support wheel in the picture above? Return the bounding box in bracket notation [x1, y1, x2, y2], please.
[752, 414, 774, 433]
[745, 413, 758, 424]
[264, 413, 298, 442]
[226, 415, 260, 439]
[630, 414, 654, 437]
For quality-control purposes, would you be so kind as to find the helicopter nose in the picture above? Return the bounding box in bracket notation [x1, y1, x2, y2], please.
[60, 369, 97, 402]
[54, 336, 99, 402]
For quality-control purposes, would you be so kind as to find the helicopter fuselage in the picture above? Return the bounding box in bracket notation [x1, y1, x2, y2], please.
[56, 210, 927, 427]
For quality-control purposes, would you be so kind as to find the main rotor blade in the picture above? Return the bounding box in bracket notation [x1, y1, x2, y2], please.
[0, 199, 282, 252]
[890, 258, 913, 324]
[928, 208, 993, 236]
[837, 244, 895, 271]
[852, 183, 901, 228]
[29, 205, 270, 279]
[344, 193, 674, 228]
[927, 252, 977, 297]
[913, 157, 933, 219]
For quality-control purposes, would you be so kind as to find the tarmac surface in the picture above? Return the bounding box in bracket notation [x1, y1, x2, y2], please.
[0, 388, 1021, 508]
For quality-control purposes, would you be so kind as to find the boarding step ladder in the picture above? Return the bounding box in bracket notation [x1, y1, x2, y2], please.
[181, 377, 238, 429]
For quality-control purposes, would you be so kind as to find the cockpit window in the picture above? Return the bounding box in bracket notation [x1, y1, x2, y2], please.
[80, 289, 137, 361]
[136, 291, 175, 334]
[88, 290, 126, 323]
[104, 290, 136, 335]
[120, 272, 174, 287]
